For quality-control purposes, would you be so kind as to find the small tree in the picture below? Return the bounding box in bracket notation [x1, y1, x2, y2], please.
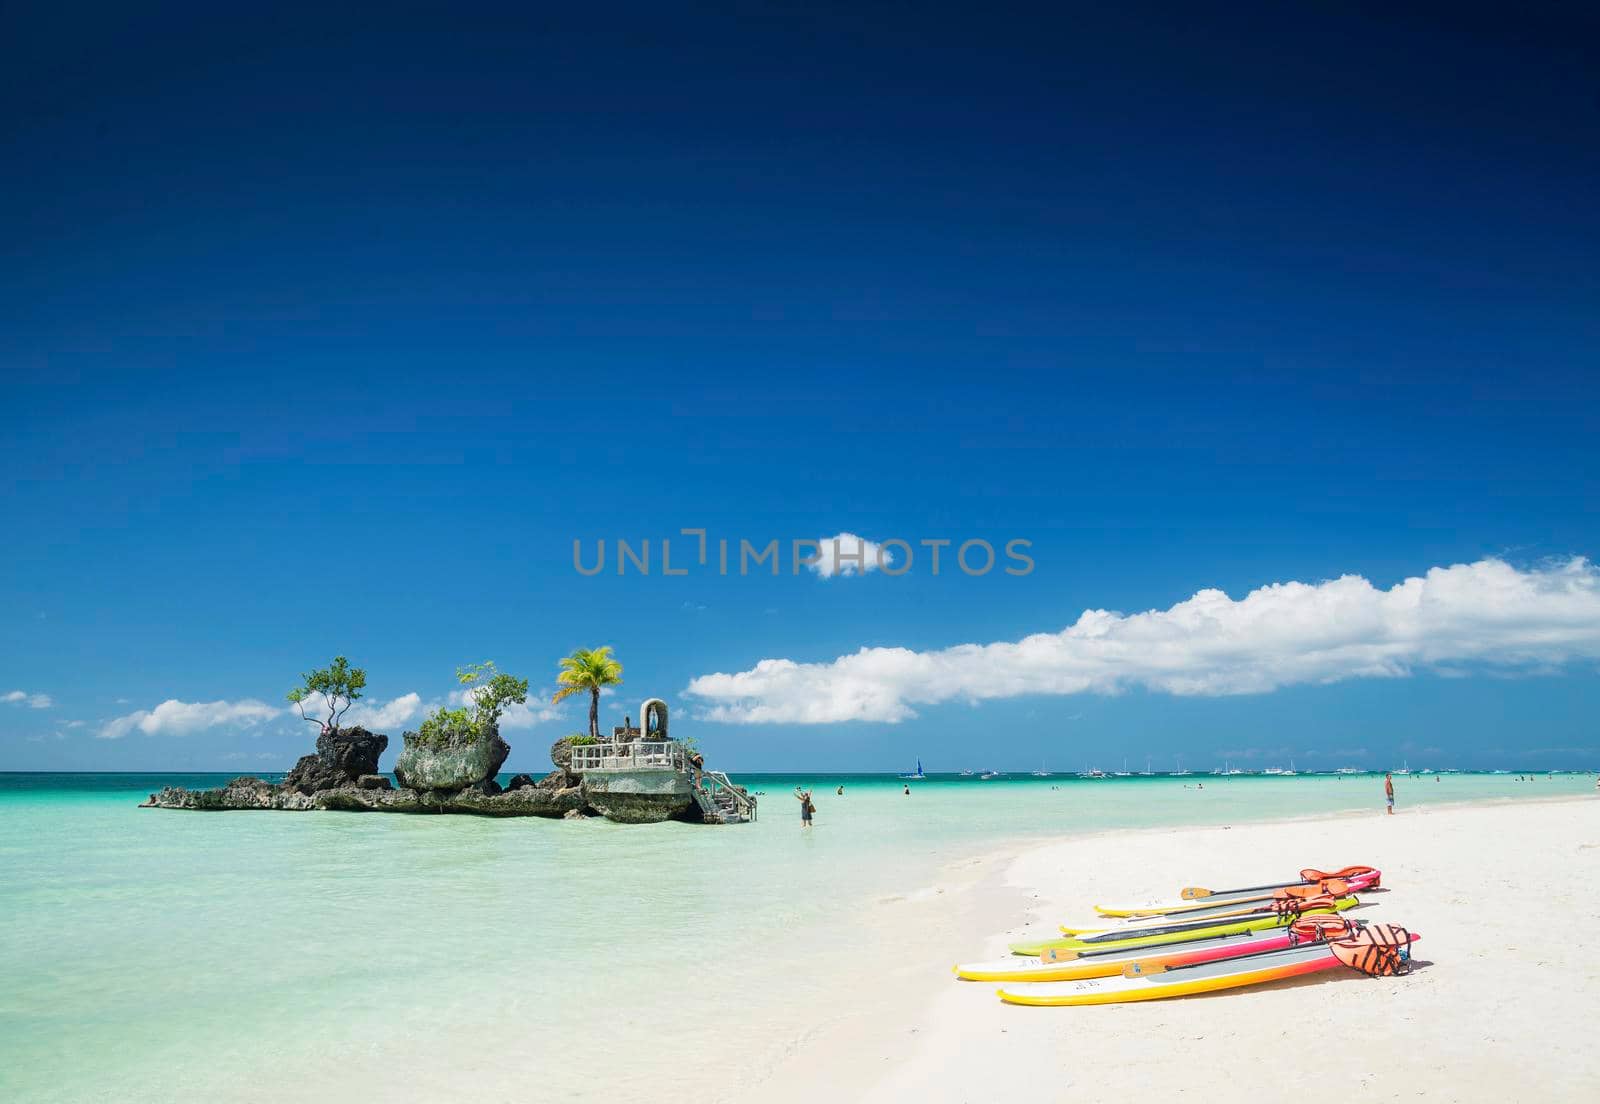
[456, 661, 529, 732]
[416, 661, 529, 747]
[551, 646, 623, 739]
[287, 655, 367, 734]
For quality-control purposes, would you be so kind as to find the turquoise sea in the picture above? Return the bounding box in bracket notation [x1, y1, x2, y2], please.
[2, 770, 1593, 1101]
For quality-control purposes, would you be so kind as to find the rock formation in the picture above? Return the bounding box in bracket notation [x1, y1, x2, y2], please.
[282, 727, 388, 794]
[142, 724, 592, 818]
[138, 708, 734, 823]
[393, 723, 510, 792]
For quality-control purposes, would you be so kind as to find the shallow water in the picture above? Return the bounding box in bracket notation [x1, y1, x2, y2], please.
[1, 770, 1591, 1101]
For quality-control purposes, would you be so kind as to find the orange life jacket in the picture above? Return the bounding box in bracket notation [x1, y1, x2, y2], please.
[1330, 923, 1413, 976]
[1275, 878, 1350, 901]
[1269, 892, 1338, 915]
[1299, 864, 1380, 888]
[1288, 915, 1357, 943]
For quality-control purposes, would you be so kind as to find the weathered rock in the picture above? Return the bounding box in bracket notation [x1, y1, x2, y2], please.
[504, 773, 539, 791]
[579, 782, 695, 824]
[282, 727, 389, 794]
[393, 724, 507, 792]
[142, 776, 281, 810]
[309, 781, 588, 817]
[141, 767, 596, 817]
[434, 784, 586, 817]
[578, 763, 698, 823]
[550, 736, 578, 774]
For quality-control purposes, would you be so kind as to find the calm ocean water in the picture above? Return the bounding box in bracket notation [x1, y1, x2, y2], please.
[2, 770, 1592, 1101]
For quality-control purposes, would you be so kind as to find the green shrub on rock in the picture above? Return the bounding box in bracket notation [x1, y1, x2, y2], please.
[414, 662, 529, 748]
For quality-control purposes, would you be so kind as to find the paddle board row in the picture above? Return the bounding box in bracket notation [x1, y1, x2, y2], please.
[997, 932, 1420, 1006]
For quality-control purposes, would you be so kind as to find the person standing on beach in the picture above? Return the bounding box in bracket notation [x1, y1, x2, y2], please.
[1384, 772, 1395, 815]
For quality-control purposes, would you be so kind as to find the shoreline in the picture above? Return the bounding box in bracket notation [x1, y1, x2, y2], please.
[769, 794, 1600, 1103]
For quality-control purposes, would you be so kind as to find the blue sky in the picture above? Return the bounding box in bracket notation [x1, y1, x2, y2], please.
[3, 3, 1598, 772]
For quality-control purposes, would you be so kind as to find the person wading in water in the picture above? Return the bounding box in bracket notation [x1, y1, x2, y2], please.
[795, 787, 816, 828]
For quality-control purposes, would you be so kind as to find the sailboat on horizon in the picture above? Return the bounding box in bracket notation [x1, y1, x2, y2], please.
[897, 758, 926, 780]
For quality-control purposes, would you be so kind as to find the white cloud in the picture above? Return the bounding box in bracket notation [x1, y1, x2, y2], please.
[4, 690, 53, 709]
[685, 558, 1600, 723]
[808, 532, 895, 578]
[98, 698, 280, 740]
[291, 691, 422, 731]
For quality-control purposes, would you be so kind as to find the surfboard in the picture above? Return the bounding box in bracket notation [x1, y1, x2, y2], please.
[1092, 871, 1377, 917]
[1008, 895, 1358, 956]
[957, 926, 1303, 983]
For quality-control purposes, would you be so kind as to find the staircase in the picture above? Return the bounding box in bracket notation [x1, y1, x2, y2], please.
[693, 770, 757, 824]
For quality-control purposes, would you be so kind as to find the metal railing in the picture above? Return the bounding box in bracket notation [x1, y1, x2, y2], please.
[701, 770, 756, 821]
[569, 740, 687, 772]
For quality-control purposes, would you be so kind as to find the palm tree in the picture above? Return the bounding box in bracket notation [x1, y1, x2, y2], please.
[552, 646, 624, 739]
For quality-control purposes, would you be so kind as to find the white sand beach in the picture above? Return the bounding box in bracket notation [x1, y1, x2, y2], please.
[759, 796, 1600, 1103]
